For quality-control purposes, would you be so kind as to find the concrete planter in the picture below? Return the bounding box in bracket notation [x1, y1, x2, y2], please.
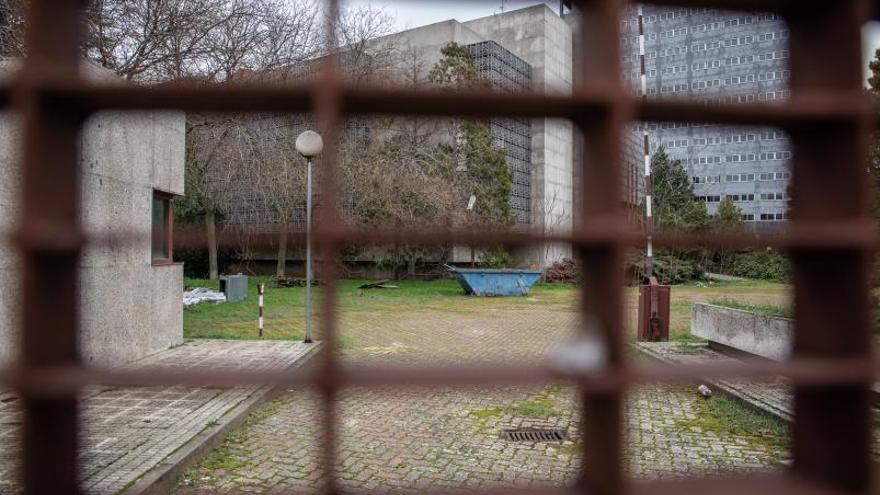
[691, 303, 792, 361]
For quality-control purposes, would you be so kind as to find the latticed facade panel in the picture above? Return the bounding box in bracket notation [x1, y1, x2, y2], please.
[468, 41, 533, 226]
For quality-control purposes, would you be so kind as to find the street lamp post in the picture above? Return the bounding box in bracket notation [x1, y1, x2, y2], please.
[295, 130, 323, 344]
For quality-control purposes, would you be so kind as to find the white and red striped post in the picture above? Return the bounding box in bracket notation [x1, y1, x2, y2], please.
[257, 283, 265, 337]
[637, 5, 654, 280]
[634, 5, 668, 342]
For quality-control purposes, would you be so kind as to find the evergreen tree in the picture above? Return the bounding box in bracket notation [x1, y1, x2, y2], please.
[461, 121, 514, 226]
[682, 201, 711, 230]
[428, 42, 489, 90]
[430, 42, 514, 229]
[650, 147, 694, 228]
[714, 196, 744, 228]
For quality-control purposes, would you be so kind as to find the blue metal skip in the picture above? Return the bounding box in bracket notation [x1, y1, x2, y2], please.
[446, 266, 543, 296]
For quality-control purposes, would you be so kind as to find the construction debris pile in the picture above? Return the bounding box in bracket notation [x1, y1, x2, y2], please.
[542, 258, 581, 284]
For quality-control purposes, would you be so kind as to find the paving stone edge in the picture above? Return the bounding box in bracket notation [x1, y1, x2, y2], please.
[121, 342, 323, 495]
[631, 342, 793, 424]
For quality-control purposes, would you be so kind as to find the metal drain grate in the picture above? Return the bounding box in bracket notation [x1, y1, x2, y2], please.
[500, 428, 568, 442]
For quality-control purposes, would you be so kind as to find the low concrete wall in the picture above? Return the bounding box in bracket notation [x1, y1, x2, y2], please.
[691, 303, 792, 361]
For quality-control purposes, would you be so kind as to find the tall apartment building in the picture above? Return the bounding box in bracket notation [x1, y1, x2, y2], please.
[620, 6, 792, 226]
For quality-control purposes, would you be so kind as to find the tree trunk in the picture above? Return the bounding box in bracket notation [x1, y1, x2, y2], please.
[407, 255, 416, 278]
[276, 220, 288, 277]
[206, 211, 219, 281]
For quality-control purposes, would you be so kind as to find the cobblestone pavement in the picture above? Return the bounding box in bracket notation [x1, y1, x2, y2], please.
[633, 342, 793, 421]
[0, 340, 316, 494]
[634, 341, 880, 456]
[176, 308, 789, 493]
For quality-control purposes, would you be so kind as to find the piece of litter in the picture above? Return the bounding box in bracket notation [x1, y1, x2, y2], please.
[183, 287, 226, 308]
[698, 384, 712, 397]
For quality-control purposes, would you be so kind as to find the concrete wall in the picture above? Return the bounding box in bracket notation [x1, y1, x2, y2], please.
[0, 62, 185, 367]
[464, 5, 575, 266]
[383, 19, 485, 72]
[691, 303, 792, 360]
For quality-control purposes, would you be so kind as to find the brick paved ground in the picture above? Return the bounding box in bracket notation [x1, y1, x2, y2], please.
[633, 342, 793, 421]
[0, 340, 316, 494]
[176, 307, 789, 493]
[635, 341, 880, 456]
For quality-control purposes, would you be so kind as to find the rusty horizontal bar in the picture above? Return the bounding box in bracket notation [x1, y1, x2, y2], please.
[346, 474, 856, 495]
[637, 92, 870, 127]
[1, 356, 873, 399]
[30, 218, 871, 253]
[652, 219, 880, 250]
[10, 223, 87, 252]
[628, 473, 853, 495]
[330, 473, 854, 495]
[2, 219, 875, 260]
[39, 81, 612, 120]
[0, 81, 865, 129]
[343, 486, 577, 495]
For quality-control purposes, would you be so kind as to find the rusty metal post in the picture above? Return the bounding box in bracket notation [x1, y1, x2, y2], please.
[637, 277, 670, 342]
[574, 2, 625, 495]
[16, 0, 85, 493]
[787, 2, 874, 491]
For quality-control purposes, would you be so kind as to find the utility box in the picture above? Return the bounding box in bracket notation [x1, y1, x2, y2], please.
[219, 274, 248, 303]
[637, 279, 670, 342]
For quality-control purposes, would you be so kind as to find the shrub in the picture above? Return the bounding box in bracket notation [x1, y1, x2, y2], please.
[479, 245, 513, 268]
[731, 249, 790, 282]
[653, 253, 702, 285]
[626, 250, 701, 285]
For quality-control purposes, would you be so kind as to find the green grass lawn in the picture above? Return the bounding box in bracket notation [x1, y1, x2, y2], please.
[708, 297, 792, 318]
[184, 276, 578, 341]
[185, 275, 791, 344]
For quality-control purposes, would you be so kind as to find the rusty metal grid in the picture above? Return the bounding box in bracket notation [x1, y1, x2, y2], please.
[2, 0, 878, 494]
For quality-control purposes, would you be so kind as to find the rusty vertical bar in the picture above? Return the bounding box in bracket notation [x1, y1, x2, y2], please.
[573, 1, 626, 495]
[315, 0, 342, 493]
[787, 1, 874, 491]
[16, 0, 85, 493]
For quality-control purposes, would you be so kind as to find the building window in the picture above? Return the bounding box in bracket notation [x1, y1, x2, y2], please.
[152, 191, 173, 264]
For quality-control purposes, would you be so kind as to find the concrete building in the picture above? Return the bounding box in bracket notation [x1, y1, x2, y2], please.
[621, 6, 792, 225]
[221, 4, 644, 272]
[371, 5, 580, 266]
[0, 62, 186, 366]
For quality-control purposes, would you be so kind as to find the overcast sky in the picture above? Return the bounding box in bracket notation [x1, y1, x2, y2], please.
[344, 1, 880, 82]
[342, 1, 561, 31]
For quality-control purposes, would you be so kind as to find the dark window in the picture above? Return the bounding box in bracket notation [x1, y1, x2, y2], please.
[151, 191, 173, 263]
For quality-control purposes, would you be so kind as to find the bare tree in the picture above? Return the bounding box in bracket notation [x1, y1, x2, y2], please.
[343, 140, 465, 277]
[235, 115, 308, 277]
[0, 0, 26, 57]
[179, 115, 243, 280]
[83, 0, 321, 83]
[335, 4, 396, 85]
